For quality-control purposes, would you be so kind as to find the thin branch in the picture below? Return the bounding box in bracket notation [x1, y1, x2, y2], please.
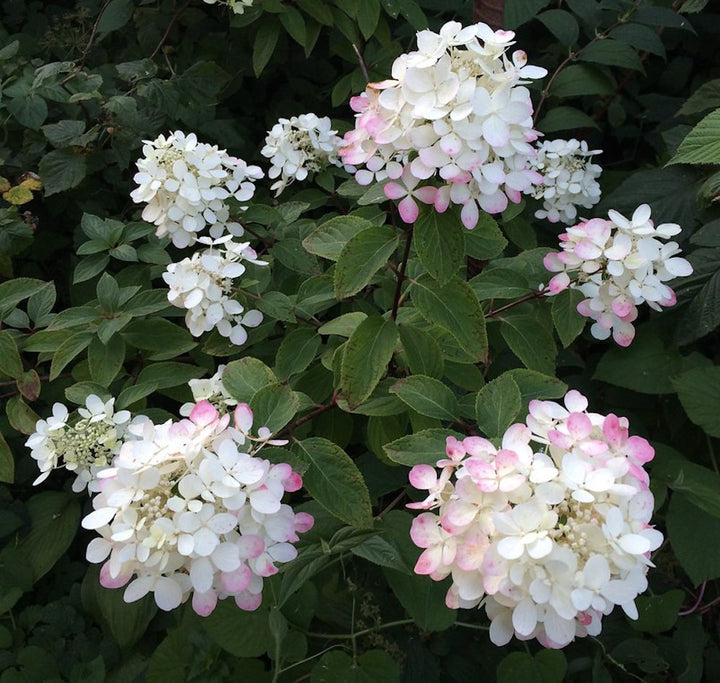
[351, 43, 370, 83]
[150, 0, 192, 60]
[485, 287, 546, 319]
[62, 0, 114, 83]
[278, 392, 338, 438]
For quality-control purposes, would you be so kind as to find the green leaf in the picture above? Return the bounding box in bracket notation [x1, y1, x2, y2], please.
[253, 20, 280, 76]
[121, 319, 196, 360]
[551, 288, 586, 347]
[351, 534, 410, 574]
[0, 278, 47, 315]
[357, 0, 380, 39]
[257, 291, 295, 323]
[19, 491, 80, 581]
[223, 357, 278, 403]
[537, 9, 579, 45]
[537, 106, 599, 133]
[384, 569, 456, 631]
[0, 432, 14, 484]
[6, 396, 40, 435]
[412, 275, 488, 363]
[96, 272, 120, 313]
[594, 333, 683, 394]
[578, 39, 644, 72]
[505, 369, 567, 403]
[117, 381, 159, 409]
[297, 0, 334, 25]
[549, 64, 614, 98]
[333, 226, 399, 299]
[340, 316, 398, 408]
[505, 0, 552, 29]
[38, 148, 87, 196]
[672, 366, 720, 437]
[499, 310, 556, 375]
[294, 437, 373, 528]
[16, 369, 41, 401]
[313, 650, 401, 683]
[145, 627, 191, 682]
[0, 330, 23, 379]
[384, 428, 464, 466]
[669, 109, 720, 166]
[667, 493, 720, 585]
[202, 601, 271, 657]
[677, 272, 720, 344]
[497, 650, 567, 683]
[414, 206, 465, 284]
[279, 7, 306, 45]
[97, 313, 133, 345]
[631, 590, 684, 634]
[88, 335, 125, 386]
[74, 254, 110, 283]
[609, 23, 667, 59]
[136, 362, 205, 390]
[41, 120, 86, 147]
[470, 268, 530, 300]
[390, 375, 458, 420]
[50, 330, 94, 380]
[464, 213, 507, 259]
[679, 79, 720, 116]
[275, 328, 321, 380]
[475, 374, 522, 438]
[7, 94, 48, 130]
[96, 0, 134, 33]
[397, 323, 444, 379]
[65, 382, 111, 406]
[318, 312, 368, 337]
[249, 383, 299, 433]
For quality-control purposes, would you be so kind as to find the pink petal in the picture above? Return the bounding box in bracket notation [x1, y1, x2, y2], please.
[398, 195, 419, 223]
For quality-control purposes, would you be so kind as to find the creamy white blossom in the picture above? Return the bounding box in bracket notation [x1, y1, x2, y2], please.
[340, 20, 546, 227]
[408, 390, 662, 648]
[26, 395, 131, 492]
[261, 113, 344, 195]
[82, 400, 312, 615]
[203, 0, 253, 14]
[131, 131, 262, 248]
[543, 204, 693, 346]
[162, 236, 266, 345]
[529, 139, 602, 224]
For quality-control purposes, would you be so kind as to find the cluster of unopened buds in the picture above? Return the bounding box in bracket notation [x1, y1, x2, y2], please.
[408, 390, 662, 648]
[130, 130, 262, 249]
[162, 236, 265, 345]
[530, 138, 602, 225]
[28, 391, 312, 616]
[261, 113, 345, 195]
[543, 204, 693, 346]
[339, 20, 547, 228]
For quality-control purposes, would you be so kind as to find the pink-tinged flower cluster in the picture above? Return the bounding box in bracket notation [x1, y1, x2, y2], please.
[408, 390, 662, 648]
[338, 21, 546, 228]
[543, 204, 693, 346]
[81, 400, 312, 616]
[163, 236, 265, 345]
[130, 130, 263, 248]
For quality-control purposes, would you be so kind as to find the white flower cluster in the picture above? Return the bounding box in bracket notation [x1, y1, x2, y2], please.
[529, 139, 602, 224]
[81, 400, 312, 615]
[26, 395, 131, 492]
[543, 204, 693, 346]
[180, 364, 237, 418]
[203, 0, 253, 14]
[261, 113, 344, 195]
[162, 236, 265, 346]
[339, 21, 547, 228]
[409, 390, 662, 648]
[130, 131, 263, 248]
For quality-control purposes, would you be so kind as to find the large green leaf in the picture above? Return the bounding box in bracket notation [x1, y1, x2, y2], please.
[497, 651, 567, 683]
[0, 432, 14, 484]
[0, 330, 23, 379]
[389, 375, 458, 421]
[578, 39, 644, 72]
[0, 278, 48, 315]
[397, 323, 444, 378]
[223, 358, 278, 404]
[384, 428, 464, 466]
[302, 216, 373, 261]
[551, 288, 586, 347]
[340, 316, 397, 408]
[38, 148, 87, 195]
[121, 319, 196, 360]
[411, 275, 488, 363]
[293, 437, 373, 528]
[202, 600, 271, 657]
[249, 383, 300, 433]
[275, 328, 321, 380]
[669, 108, 720, 165]
[672, 366, 720, 437]
[313, 650, 400, 683]
[498, 310, 556, 375]
[414, 206, 465, 284]
[50, 330, 94, 380]
[88, 334, 125, 386]
[549, 64, 615, 98]
[333, 226, 399, 299]
[475, 373, 522, 438]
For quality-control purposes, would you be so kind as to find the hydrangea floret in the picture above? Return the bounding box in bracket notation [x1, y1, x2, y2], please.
[130, 130, 263, 248]
[261, 113, 344, 195]
[26, 394, 131, 492]
[202, 0, 253, 14]
[81, 400, 312, 615]
[529, 138, 602, 224]
[543, 204, 693, 346]
[339, 20, 547, 228]
[408, 390, 663, 648]
[162, 236, 265, 346]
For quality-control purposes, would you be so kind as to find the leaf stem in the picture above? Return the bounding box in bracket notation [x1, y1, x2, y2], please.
[391, 228, 413, 321]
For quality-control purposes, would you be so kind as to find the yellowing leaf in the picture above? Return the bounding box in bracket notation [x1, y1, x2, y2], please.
[19, 174, 43, 191]
[2, 185, 34, 205]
